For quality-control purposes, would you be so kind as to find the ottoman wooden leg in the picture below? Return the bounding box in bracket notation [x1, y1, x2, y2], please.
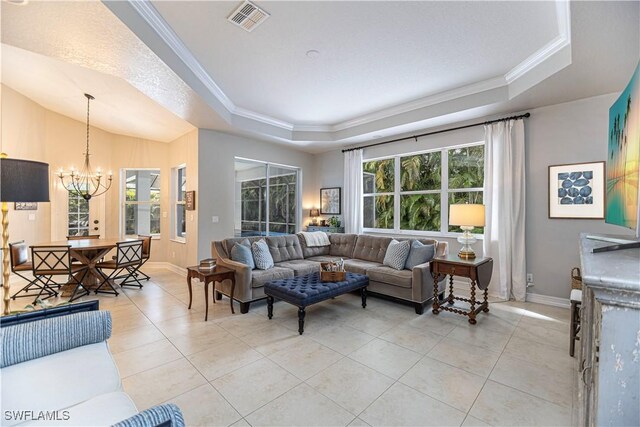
[361, 287, 367, 308]
[267, 296, 274, 319]
[298, 307, 306, 335]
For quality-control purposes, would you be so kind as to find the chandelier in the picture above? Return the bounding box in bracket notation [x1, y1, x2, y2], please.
[57, 93, 112, 200]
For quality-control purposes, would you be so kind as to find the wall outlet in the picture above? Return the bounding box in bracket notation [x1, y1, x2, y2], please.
[163, 211, 168, 218]
[212, 216, 219, 223]
[526, 273, 534, 283]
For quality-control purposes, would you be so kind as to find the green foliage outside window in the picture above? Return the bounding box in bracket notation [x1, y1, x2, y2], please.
[400, 152, 441, 191]
[448, 146, 484, 189]
[400, 194, 441, 231]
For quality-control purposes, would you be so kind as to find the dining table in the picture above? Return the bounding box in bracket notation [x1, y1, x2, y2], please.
[31, 238, 137, 294]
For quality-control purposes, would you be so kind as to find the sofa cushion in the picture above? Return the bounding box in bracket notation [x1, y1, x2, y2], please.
[297, 233, 331, 258]
[252, 239, 274, 270]
[329, 234, 357, 258]
[1, 342, 121, 426]
[276, 260, 321, 277]
[367, 265, 413, 289]
[230, 239, 255, 269]
[251, 266, 294, 288]
[383, 240, 411, 270]
[353, 235, 392, 263]
[404, 240, 436, 270]
[21, 391, 138, 426]
[343, 259, 383, 275]
[223, 236, 263, 258]
[266, 235, 304, 263]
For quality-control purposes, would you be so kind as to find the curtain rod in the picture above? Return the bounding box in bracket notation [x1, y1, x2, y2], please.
[341, 112, 530, 153]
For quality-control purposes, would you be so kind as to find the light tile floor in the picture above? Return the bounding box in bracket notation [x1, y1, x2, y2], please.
[5, 267, 577, 426]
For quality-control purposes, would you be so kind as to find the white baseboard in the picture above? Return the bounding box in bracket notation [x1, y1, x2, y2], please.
[145, 262, 187, 277]
[525, 292, 570, 308]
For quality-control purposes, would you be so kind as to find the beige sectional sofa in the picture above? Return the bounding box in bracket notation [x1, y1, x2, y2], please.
[211, 233, 448, 314]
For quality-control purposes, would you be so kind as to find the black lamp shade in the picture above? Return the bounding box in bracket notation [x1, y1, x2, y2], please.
[0, 158, 50, 202]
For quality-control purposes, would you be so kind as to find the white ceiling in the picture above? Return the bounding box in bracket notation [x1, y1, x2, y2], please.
[1, 1, 638, 153]
[1, 44, 194, 142]
[149, 0, 559, 125]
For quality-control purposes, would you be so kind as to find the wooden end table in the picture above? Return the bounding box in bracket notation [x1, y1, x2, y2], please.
[430, 255, 493, 324]
[187, 266, 235, 320]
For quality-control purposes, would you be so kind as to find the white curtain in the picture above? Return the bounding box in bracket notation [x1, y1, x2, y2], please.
[343, 149, 363, 234]
[483, 119, 527, 301]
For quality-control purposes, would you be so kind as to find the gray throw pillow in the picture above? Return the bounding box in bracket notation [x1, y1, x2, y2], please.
[383, 239, 411, 271]
[251, 239, 274, 270]
[230, 239, 255, 269]
[404, 240, 436, 270]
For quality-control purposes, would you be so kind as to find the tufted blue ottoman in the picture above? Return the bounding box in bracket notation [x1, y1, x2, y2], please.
[264, 272, 369, 334]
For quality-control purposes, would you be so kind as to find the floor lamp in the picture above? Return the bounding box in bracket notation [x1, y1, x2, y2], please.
[0, 154, 50, 315]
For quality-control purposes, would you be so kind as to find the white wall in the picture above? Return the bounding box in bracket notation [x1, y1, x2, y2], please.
[312, 93, 635, 299]
[197, 130, 317, 260]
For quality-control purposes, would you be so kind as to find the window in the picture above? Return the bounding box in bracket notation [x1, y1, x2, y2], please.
[173, 165, 187, 241]
[122, 169, 161, 237]
[362, 143, 484, 235]
[68, 190, 90, 236]
[235, 159, 299, 237]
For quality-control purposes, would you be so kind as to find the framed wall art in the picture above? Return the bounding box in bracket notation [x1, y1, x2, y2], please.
[548, 161, 605, 219]
[320, 187, 341, 215]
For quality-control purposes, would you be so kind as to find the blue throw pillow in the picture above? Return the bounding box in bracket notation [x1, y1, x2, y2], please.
[230, 239, 255, 269]
[383, 239, 411, 270]
[251, 239, 274, 270]
[404, 240, 436, 270]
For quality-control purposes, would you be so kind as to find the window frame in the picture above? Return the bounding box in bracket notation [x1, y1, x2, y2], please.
[234, 157, 302, 237]
[171, 164, 187, 243]
[120, 168, 162, 239]
[362, 141, 485, 238]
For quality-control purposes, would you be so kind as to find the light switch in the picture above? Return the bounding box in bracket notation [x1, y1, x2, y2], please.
[190, 214, 194, 221]
[28, 214, 36, 221]
[212, 216, 219, 223]
[162, 211, 168, 218]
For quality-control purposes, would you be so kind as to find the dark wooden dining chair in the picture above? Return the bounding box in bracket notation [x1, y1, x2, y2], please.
[119, 235, 152, 287]
[8, 241, 49, 301]
[95, 240, 143, 295]
[30, 245, 89, 303]
[67, 234, 100, 240]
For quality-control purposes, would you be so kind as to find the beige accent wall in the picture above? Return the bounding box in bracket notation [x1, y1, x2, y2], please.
[1, 85, 196, 266]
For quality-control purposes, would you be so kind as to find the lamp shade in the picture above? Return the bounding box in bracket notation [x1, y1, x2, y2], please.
[449, 204, 485, 227]
[310, 208, 320, 217]
[0, 158, 50, 202]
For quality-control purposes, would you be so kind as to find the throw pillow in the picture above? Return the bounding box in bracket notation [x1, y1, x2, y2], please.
[251, 239, 274, 270]
[383, 239, 411, 271]
[230, 239, 255, 269]
[404, 240, 436, 270]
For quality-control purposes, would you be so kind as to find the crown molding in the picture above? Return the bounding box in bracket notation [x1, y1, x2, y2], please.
[119, 0, 572, 142]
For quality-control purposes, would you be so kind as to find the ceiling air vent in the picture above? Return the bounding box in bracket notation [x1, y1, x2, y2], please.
[227, 1, 270, 32]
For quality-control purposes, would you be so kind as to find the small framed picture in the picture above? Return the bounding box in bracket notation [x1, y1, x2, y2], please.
[548, 161, 605, 219]
[14, 202, 37, 211]
[320, 187, 341, 215]
[185, 191, 196, 211]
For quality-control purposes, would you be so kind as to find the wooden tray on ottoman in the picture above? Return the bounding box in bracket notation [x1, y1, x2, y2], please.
[320, 262, 346, 282]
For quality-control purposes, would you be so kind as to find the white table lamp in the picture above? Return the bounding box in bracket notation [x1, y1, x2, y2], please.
[449, 204, 485, 260]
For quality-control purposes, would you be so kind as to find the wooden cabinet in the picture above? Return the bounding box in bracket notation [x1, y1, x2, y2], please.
[578, 234, 640, 427]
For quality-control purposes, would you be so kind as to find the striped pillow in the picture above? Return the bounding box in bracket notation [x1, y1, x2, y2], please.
[251, 239, 274, 270]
